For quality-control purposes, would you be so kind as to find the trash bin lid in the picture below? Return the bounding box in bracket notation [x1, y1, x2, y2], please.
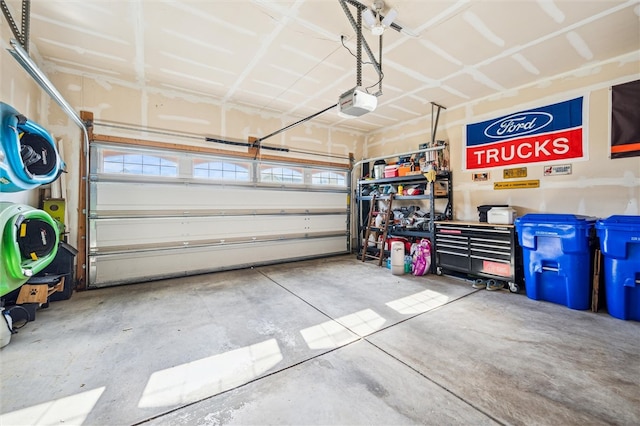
[515, 213, 596, 226]
[595, 215, 640, 231]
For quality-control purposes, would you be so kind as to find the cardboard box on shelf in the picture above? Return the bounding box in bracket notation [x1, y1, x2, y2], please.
[434, 181, 448, 196]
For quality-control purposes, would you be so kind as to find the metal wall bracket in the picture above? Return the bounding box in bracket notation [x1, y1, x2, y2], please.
[430, 102, 447, 145]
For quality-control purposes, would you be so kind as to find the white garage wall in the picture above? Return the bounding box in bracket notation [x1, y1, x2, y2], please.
[365, 53, 640, 221]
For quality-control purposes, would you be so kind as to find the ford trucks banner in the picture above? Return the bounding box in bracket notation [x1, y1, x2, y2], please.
[464, 97, 587, 170]
[611, 79, 640, 159]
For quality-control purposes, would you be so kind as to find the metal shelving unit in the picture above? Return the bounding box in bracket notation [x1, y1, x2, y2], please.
[355, 171, 453, 271]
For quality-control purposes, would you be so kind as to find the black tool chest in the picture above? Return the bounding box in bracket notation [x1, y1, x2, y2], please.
[434, 221, 523, 292]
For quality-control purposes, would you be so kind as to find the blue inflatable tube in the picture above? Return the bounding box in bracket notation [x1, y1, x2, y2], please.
[1, 102, 65, 193]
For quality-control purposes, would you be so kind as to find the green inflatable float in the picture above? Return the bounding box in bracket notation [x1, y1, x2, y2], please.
[0, 202, 59, 297]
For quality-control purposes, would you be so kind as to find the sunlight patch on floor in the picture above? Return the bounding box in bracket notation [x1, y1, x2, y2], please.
[334, 308, 387, 337]
[138, 338, 282, 408]
[0, 386, 105, 426]
[300, 319, 359, 350]
[386, 289, 450, 315]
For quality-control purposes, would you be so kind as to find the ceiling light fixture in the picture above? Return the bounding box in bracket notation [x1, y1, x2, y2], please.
[362, 0, 398, 36]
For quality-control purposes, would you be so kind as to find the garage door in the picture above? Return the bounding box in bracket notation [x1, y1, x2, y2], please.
[88, 143, 350, 288]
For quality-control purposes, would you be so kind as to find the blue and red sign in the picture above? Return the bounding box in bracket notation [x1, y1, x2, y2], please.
[464, 97, 587, 170]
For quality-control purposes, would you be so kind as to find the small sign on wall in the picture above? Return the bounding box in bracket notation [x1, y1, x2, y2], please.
[503, 167, 527, 179]
[494, 180, 540, 190]
[544, 164, 572, 176]
[473, 172, 490, 182]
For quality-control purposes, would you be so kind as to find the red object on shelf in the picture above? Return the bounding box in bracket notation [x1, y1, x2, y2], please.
[384, 165, 398, 177]
[385, 237, 411, 252]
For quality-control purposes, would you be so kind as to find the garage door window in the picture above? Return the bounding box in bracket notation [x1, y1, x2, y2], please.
[103, 151, 178, 177]
[311, 171, 346, 187]
[193, 160, 250, 181]
[260, 166, 304, 184]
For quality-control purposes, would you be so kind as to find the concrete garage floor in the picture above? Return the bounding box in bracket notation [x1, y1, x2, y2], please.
[1, 255, 639, 425]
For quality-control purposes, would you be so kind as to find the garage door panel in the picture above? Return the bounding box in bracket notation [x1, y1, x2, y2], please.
[91, 214, 347, 250]
[307, 215, 348, 233]
[89, 143, 350, 287]
[90, 237, 347, 287]
[92, 181, 347, 214]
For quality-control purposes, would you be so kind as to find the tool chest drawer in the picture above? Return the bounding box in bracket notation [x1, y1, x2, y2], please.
[435, 221, 522, 290]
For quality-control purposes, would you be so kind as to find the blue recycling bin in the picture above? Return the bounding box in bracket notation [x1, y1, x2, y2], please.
[515, 214, 596, 310]
[595, 215, 640, 321]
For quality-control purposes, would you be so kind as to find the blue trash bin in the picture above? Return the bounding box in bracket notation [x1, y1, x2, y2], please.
[595, 215, 640, 321]
[515, 214, 596, 310]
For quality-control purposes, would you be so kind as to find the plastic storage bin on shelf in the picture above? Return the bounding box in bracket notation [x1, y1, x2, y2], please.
[515, 214, 596, 310]
[384, 165, 398, 178]
[595, 215, 640, 320]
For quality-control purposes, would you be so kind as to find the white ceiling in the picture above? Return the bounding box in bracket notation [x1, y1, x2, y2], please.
[6, 0, 640, 133]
